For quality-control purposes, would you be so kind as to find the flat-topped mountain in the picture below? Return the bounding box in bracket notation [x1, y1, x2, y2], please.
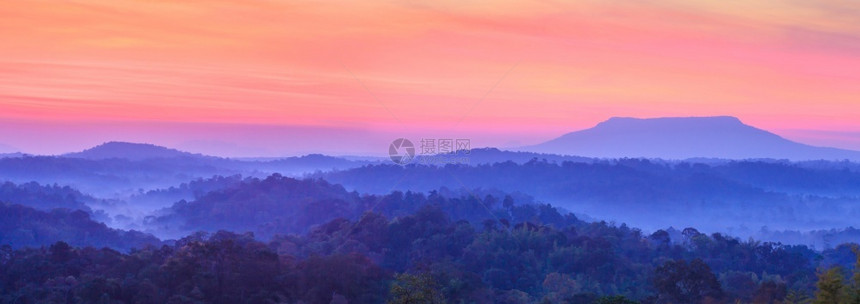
[520, 116, 860, 160]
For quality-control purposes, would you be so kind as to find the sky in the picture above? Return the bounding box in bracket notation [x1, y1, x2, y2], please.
[1, 0, 859, 156]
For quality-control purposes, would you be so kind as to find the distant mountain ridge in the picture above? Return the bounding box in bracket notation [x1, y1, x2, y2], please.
[0, 152, 25, 159]
[0, 143, 18, 154]
[0, 142, 374, 198]
[520, 116, 860, 161]
[64, 141, 209, 161]
[414, 148, 595, 165]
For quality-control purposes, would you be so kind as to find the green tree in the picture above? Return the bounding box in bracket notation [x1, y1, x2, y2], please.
[815, 267, 847, 304]
[785, 289, 812, 304]
[850, 246, 860, 304]
[388, 273, 445, 304]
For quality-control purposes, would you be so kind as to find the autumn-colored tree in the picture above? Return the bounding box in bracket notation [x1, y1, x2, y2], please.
[653, 259, 723, 303]
[594, 295, 639, 304]
[814, 267, 847, 304]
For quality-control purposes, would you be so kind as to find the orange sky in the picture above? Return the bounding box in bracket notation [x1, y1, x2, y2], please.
[1, 0, 859, 155]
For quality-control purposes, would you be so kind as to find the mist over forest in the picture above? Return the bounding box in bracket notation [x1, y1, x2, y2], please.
[2, 140, 860, 303]
[6, 0, 860, 301]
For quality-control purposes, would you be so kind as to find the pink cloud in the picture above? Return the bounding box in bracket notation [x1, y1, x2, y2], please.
[0, 0, 859, 153]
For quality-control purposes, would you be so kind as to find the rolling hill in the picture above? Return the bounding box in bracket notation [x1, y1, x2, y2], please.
[63, 141, 206, 160]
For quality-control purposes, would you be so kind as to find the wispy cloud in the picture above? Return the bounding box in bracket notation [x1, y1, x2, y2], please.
[0, 0, 858, 150]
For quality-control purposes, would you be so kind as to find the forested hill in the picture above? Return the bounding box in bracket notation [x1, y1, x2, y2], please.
[148, 174, 547, 239]
[3, 200, 857, 303]
[314, 160, 860, 237]
[3, 173, 860, 303]
[0, 181, 94, 213]
[0, 203, 160, 250]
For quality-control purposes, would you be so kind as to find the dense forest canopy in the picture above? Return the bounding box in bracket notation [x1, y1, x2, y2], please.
[315, 160, 860, 244]
[3, 202, 860, 303]
[3, 153, 860, 303]
[2, 173, 860, 303]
